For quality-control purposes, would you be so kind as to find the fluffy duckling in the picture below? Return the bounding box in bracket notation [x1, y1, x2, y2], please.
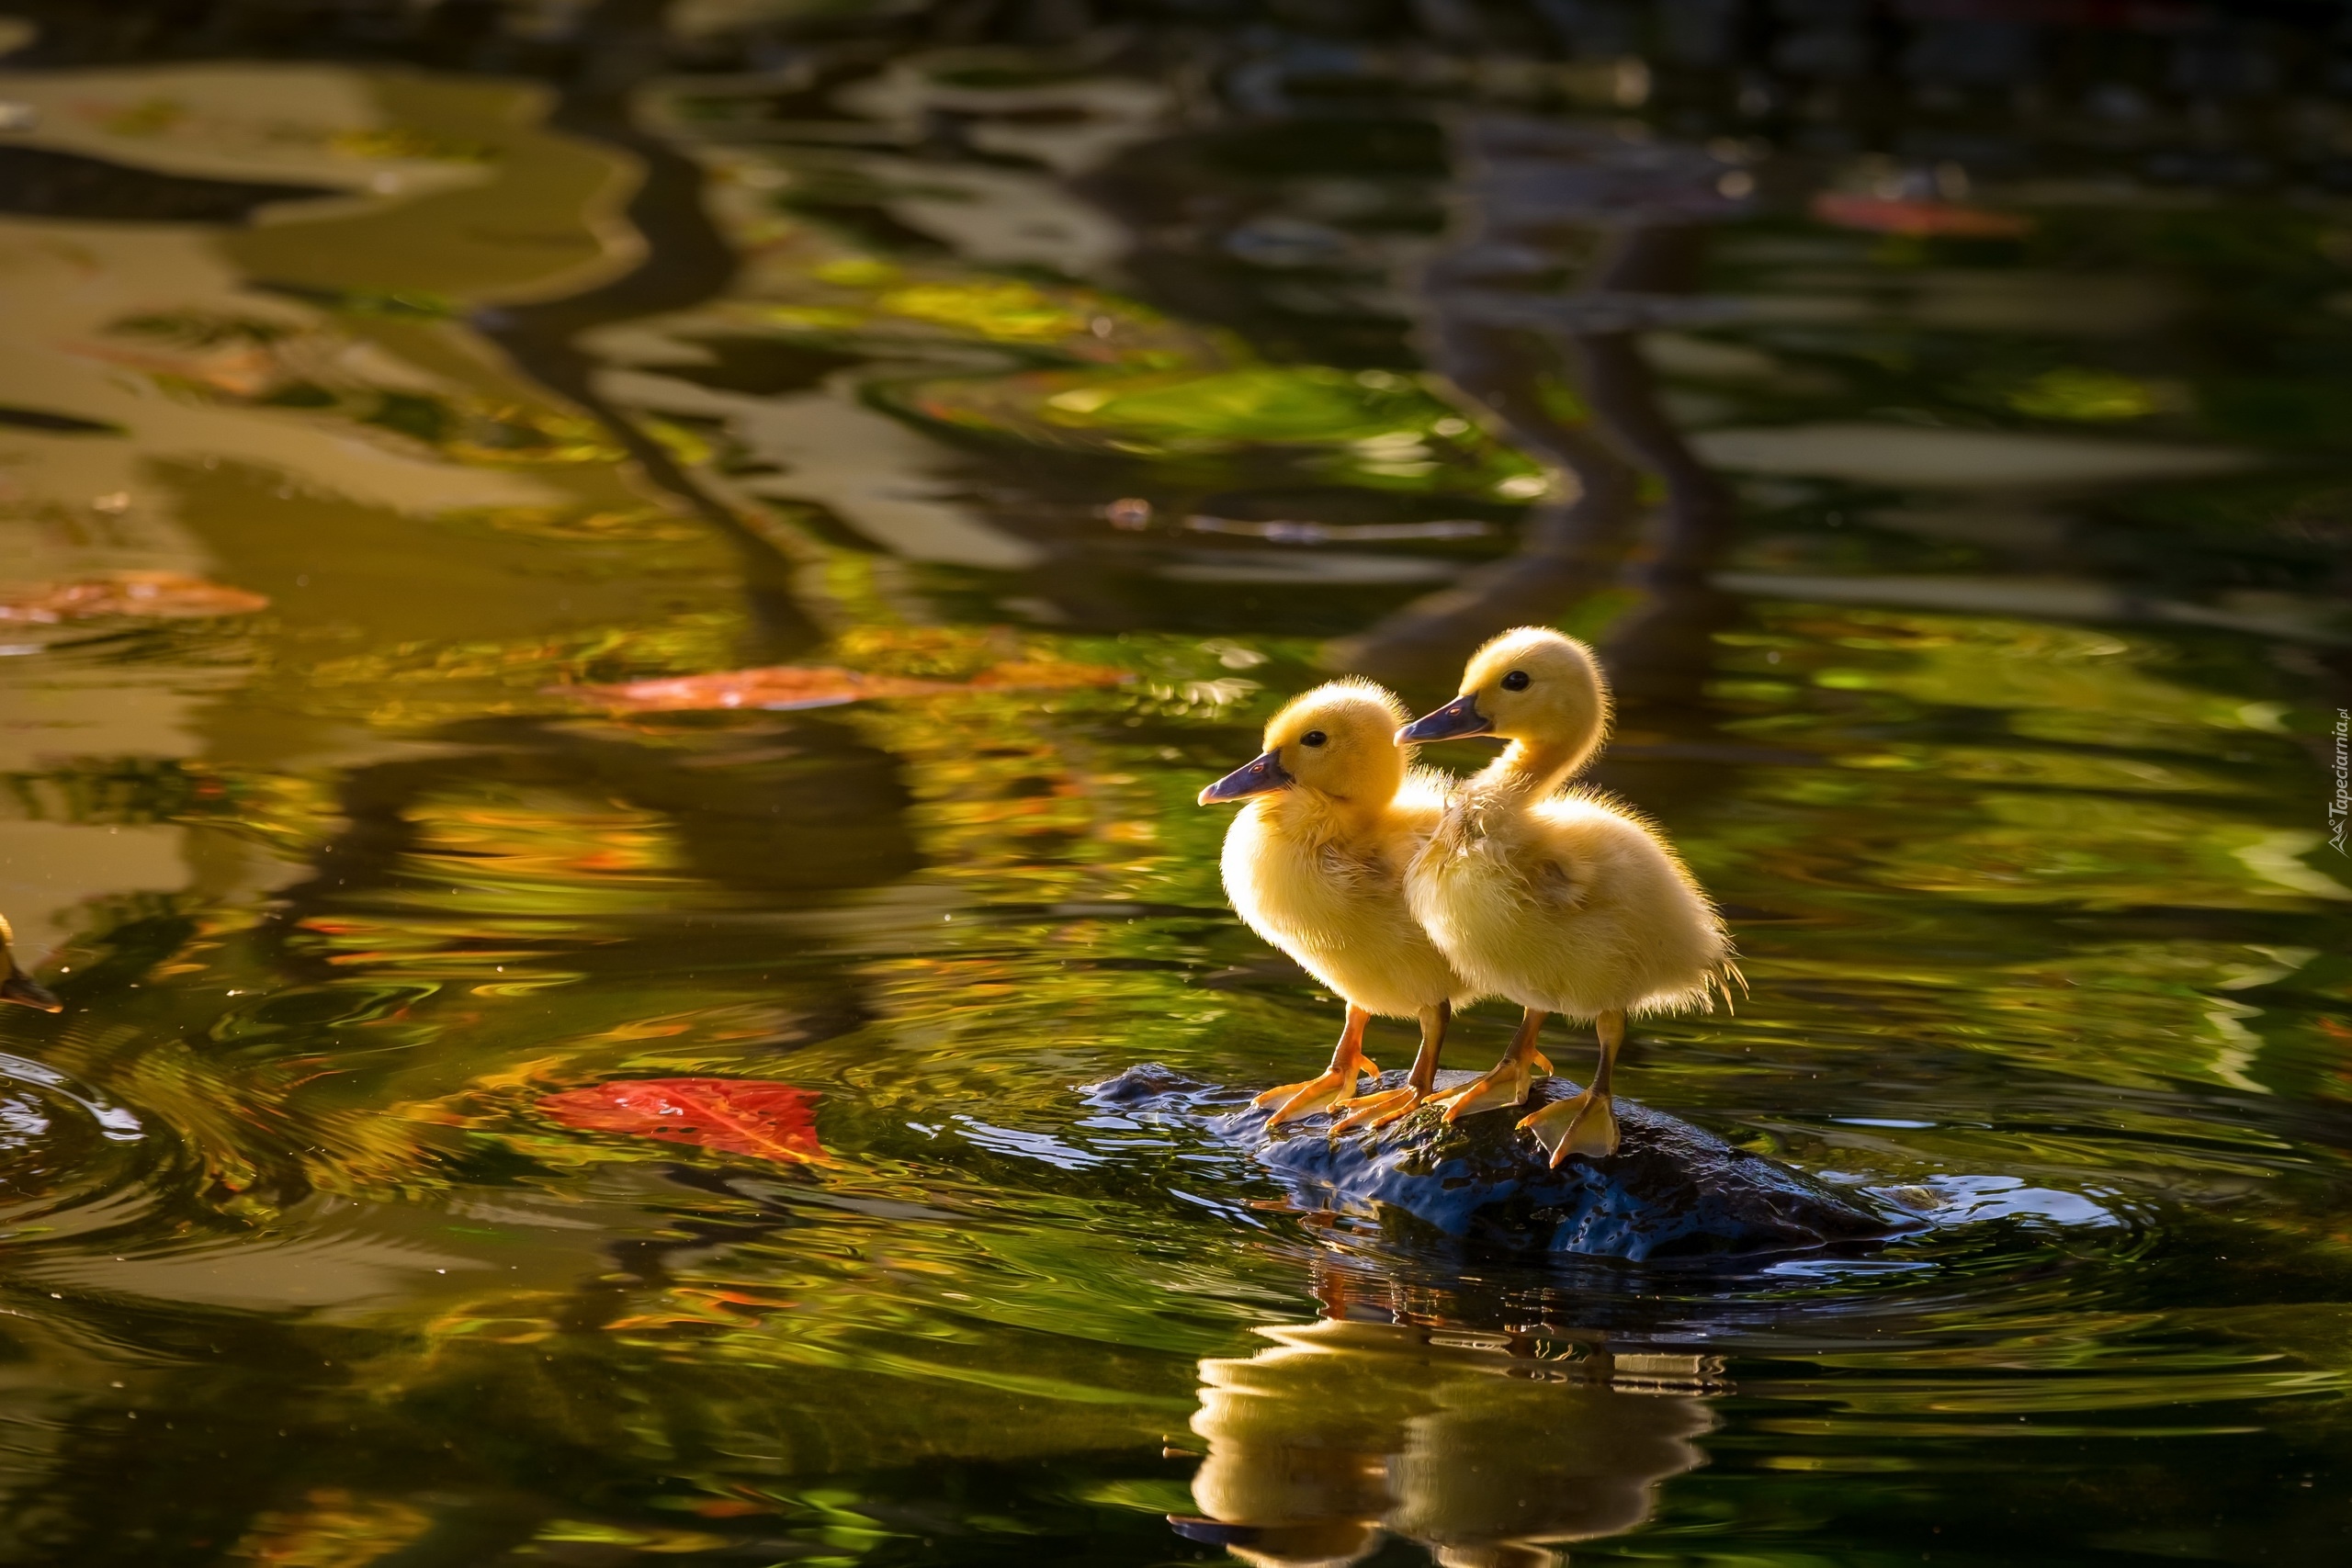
[1199, 680, 1469, 1129]
[1397, 627, 1736, 1162]
[0, 916, 61, 1012]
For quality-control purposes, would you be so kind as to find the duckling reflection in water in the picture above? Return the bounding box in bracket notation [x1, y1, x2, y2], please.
[1398, 629, 1738, 1162]
[1174, 1317, 1718, 1568]
[1199, 681, 1475, 1131]
[0, 917, 61, 1012]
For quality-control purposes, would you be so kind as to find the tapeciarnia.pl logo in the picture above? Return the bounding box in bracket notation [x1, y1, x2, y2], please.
[2331, 709, 2348, 855]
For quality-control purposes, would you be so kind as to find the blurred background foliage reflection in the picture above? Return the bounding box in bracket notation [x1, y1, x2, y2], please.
[0, 1, 2346, 1564]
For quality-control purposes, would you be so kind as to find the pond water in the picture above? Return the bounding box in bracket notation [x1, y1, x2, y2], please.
[0, 4, 2347, 1563]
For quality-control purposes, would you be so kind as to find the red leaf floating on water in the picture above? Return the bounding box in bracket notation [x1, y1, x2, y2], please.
[559, 660, 1128, 714]
[538, 1077, 826, 1164]
[564, 665, 956, 712]
[1810, 192, 2031, 239]
[0, 570, 270, 624]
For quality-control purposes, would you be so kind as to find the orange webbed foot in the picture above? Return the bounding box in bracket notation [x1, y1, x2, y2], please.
[1517, 1089, 1620, 1164]
[1329, 1086, 1422, 1135]
[1255, 1055, 1379, 1126]
[1430, 1056, 1538, 1121]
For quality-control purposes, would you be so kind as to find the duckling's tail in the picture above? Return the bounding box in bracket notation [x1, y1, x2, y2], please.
[1709, 959, 1747, 1016]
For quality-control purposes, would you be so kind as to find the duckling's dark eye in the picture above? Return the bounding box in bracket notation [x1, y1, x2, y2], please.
[1301, 730, 1328, 747]
[1500, 670, 1531, 691]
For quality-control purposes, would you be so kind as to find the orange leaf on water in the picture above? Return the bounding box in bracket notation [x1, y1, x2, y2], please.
[560, 665, 956, 712]
[1810, 192, 2031, 239]
[0, 570, 270, 624]
[537, 1077, 826, 1164]
[559, 659, 1128, 714]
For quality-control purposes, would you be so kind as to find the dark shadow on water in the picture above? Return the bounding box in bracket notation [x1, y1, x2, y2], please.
[469, 0, 824, 663]
[0, 144, 339, 222]
[1330, 116, 1742, 722]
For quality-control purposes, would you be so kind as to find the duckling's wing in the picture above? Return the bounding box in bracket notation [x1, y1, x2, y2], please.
[1532, 853, 1590, 909]
[1546, 779, 1655, 826]
[1533, 786, 1723, 919]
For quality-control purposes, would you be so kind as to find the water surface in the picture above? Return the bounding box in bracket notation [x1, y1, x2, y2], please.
[0, 7, 2347, 1564]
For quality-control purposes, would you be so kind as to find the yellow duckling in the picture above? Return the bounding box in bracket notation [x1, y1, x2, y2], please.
[1397, 627, 1736, 1162]
[1198, 680, 1470, 1130]
[0, 916, 61, 1012]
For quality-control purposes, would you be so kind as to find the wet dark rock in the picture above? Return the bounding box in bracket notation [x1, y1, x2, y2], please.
[1086, 1064, 1913, 1263]
[1086, 1061, 1255, 1115]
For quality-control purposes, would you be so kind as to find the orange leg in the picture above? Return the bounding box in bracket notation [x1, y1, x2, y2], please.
[1331, 1001, 1450, 1134]
[1430, 1008, 1548, 1121]
[1518, 1010, 1623, 1162]
[1254, 1005, 1379, 1125]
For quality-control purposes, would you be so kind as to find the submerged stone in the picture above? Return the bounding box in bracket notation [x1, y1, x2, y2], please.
[1086, 1064, 1913, 1263]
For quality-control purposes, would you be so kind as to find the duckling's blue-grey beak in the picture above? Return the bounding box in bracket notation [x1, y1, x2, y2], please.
[1197, 750, 1292, 805]
[1397, 693, 1493, 743]
[0, 969, 61, 1012]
